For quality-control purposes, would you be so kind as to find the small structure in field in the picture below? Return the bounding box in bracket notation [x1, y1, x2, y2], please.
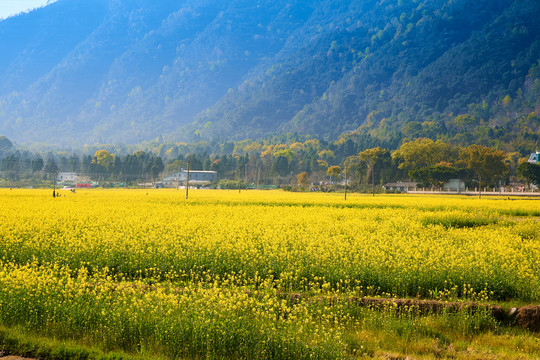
[162, 170, 217, 187]
[383, 181, 417, 192]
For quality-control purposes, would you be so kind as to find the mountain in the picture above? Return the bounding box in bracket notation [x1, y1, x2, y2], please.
[0, 0, 538, 148]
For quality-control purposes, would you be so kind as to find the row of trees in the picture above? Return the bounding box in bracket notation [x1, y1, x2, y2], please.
[0, 150, 164, 185]
[301, 139, 540, 192]
[1, 137, 538, 190]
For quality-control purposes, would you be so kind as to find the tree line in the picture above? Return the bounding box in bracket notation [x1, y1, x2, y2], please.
[1, 137, 538, 191]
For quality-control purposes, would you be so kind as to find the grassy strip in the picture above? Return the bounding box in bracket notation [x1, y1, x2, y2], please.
[0, 326, 156, 360]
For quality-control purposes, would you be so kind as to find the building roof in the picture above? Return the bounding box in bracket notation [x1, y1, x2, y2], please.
[383, 182, 417, 188]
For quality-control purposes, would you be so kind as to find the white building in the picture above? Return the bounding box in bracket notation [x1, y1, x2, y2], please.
[443, 179, 466, 192]
[56, 172, 77, 183]
[162, 170, 217, 187]
[528, 151, 540, 164]
[383, 182, 417, 192]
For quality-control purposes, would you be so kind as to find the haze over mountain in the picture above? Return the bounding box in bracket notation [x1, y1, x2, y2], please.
[0, 0, 538, 147]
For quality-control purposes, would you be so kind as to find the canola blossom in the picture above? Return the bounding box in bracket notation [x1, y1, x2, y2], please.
[0, 189, 539, 358]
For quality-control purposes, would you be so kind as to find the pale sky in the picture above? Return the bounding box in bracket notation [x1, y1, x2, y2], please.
[0, 0, 55, 19]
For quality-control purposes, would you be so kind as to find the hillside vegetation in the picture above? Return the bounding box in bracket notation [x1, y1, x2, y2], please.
[0, 0, 538, 151]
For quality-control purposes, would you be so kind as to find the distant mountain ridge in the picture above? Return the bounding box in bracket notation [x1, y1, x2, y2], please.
[0, 0, 538, 147]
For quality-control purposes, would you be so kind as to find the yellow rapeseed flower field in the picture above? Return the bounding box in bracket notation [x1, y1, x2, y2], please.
[0, 189, 538, 359]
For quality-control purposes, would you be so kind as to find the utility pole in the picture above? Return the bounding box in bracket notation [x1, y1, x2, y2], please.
[53, 169, 57, 198]
[186, 160, 190, 200]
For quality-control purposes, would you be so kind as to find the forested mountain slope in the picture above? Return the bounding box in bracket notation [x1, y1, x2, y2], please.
[0, 0, 538, 150]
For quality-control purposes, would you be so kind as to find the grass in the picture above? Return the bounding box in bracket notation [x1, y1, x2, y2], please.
[0, 325, 159, 360]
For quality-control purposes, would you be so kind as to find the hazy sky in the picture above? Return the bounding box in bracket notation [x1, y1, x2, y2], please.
[0, 0, 54, 19]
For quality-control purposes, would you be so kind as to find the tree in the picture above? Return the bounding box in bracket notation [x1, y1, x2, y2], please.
[459, 145, 508, 195]
[409, 164, 459, 189]
[32, 157, 44, 173]
[326, 166, 341, 184]
[44, 158, 58, 182]
[297, 172, 308, 186]
[358, 147, 389, 195]
[409, 167, 433, 188]
[343, 155, 361, 186]
[273, 156, 290, 177]
[91, 150, 115, 179]
[516, 162, 540, 189]
[392, 139, 458, 173]
[151, 157, 165, 183]
[429, 164, 460, 189]
[2, 154, 20, 181]
[113, 156, 123, 180]
[68, 154, 81, 173]
[81, 155, 92, 176]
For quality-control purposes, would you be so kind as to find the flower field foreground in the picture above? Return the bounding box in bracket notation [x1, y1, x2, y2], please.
[0, 189, 539, 359]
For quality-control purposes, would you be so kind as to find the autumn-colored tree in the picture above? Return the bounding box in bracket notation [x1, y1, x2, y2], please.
[273, 148, 295, 161]
[452, 114, 479, 130]
[459, 145, 508, 196]
[91, 150, 115, 180]
[296, 172, 308, 186]
[92, 150, 115, 172]
[318, 149, 335, 162]
[392, 138, 458, 173]
[326, 165, 341, 184]
[317, 160, 329, 172]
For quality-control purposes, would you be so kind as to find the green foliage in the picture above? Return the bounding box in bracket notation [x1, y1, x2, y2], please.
[326, 165, 341, 178]
[1, 0, 540, 148]
[0, 326, 149, 360]
[516, 161, 540, 185]
[393, 138, 459, 172]
[409, 164, 460, 188]
[459, 144, 509, 186]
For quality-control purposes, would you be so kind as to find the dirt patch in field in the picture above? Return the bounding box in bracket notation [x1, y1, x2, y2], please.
[0, 357, 37, 360]
[516, 305, 540, 332]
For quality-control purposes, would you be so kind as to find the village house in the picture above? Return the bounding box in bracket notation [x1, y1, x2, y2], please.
[162, 170, 218, 187]
[382, 181, 417, 193]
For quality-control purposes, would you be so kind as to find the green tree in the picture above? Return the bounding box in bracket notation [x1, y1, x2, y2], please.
[2, 154, 20, 181]
[273, 156, 290, 177]
[459, 145, 508, 195]
[516, 162, 540, 189]
[409, 164, 459, 189]
[151, 157, 165, 184]
[358, 147, 389, 195]
[44, 158, 58, 182]
[68, 154, 80, 173]
[32, 157, 44, 173]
